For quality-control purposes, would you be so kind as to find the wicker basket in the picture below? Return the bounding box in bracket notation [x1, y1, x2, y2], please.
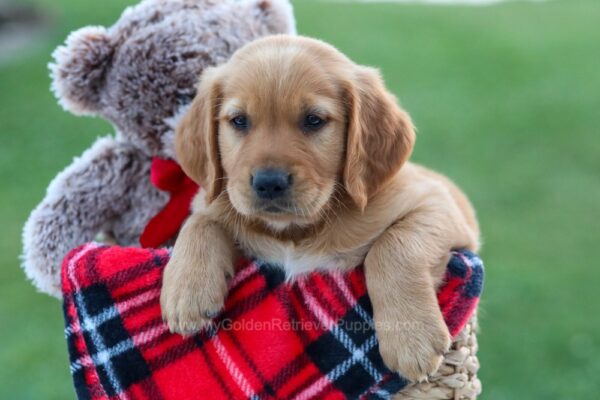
[395, 315, 481, 399]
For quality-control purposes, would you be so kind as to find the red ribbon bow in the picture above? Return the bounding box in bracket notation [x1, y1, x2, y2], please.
[140, 158, 199, 248]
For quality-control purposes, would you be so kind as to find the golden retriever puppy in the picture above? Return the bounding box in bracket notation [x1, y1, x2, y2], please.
[161, 35, 480, 382]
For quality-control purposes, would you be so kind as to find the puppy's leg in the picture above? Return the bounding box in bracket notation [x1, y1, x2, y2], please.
[161, 212, 234, 336]
[365, 211, 467, 382]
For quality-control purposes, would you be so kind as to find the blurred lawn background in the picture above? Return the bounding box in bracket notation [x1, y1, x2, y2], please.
[1, 0, 599, 398]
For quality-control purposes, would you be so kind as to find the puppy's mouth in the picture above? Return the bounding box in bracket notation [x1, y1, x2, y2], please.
[263, 205, 286, 214]
[253, 195, 329, 226]
[252, 196, 322, 221]
[227, 180, 335, 225]
[256, 201, 296, 216]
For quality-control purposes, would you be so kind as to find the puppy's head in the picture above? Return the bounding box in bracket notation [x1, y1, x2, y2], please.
[177, 35, 415, 228]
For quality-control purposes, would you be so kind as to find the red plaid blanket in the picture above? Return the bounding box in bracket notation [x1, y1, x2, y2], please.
[62, 244, 483, 400]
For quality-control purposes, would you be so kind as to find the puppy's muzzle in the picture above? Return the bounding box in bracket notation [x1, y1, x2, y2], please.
[251, 168, 293, 201]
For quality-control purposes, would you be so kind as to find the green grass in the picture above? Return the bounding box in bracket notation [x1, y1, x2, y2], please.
[1, 0, 599, 398]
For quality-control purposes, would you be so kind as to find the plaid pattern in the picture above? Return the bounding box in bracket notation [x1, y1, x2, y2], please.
[62, 244, 484, 400]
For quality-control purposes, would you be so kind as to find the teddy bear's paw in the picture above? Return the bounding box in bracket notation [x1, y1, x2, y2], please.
[375, 312, 451, 382]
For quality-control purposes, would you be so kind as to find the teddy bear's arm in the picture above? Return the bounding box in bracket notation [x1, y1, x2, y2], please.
[22, 136, 160, 298]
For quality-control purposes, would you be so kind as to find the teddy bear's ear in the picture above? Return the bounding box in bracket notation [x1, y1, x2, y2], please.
[248, 0, 297, 35]
[50, 26, 114, 116]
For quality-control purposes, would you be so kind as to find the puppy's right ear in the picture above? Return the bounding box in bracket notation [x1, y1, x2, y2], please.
[50, 27, 114, 116]
[175, 67, 224, 204]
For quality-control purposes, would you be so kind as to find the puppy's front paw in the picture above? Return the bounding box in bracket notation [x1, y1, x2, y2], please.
[376, 312, 451, 382]
[160, 259, 228, 337]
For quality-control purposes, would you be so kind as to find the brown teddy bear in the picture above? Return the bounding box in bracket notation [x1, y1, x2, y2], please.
[22, 0, 296, 298]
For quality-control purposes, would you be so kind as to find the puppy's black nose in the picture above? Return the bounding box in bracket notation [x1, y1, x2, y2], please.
[251, 169, 292, 200]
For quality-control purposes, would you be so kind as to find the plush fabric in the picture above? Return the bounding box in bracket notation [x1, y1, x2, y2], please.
[62, 244, 483, 400]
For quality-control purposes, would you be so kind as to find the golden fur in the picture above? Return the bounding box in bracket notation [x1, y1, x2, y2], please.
[161, 35, 480, 382]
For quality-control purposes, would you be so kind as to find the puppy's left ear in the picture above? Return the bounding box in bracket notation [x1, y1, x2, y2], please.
[175, 67, 224, 204]
[343, 67, 416, 211]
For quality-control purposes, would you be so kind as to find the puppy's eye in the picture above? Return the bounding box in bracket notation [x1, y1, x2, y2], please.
[302, 114, 327, 132]
[230, 114, 250, 131]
